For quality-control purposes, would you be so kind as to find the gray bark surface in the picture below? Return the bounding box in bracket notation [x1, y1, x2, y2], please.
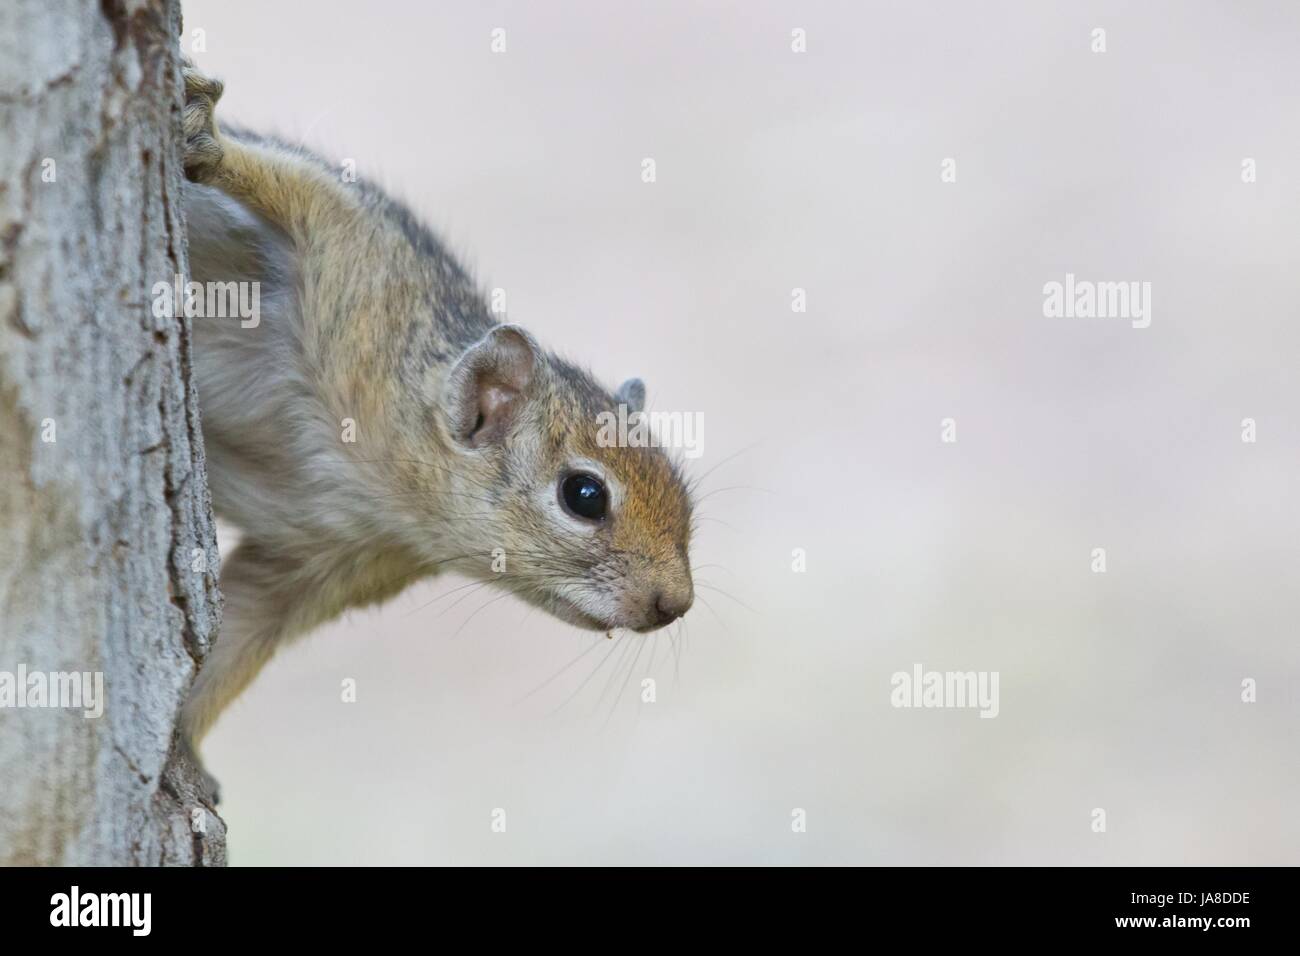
[0, 0, 226, 865]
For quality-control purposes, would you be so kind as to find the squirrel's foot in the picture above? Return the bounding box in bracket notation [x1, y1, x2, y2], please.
[178, 732, 223, 807]
[196, 763, 222, 807]
[181, 58, 225, 183]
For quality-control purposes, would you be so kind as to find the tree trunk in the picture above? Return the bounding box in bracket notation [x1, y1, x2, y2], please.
[0, 0, 226, 865]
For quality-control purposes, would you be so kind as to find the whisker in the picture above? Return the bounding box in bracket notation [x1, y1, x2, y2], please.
[514, 637, 607, 705]
[690, 515, 738, 532]
[693, 484, 778, 507]
[694, 592, 730, 633]
[402, 576, 488, 618]
[593, 635, 637, 717]
[688, 441, 761, 492]
[550, 637, 623, 717]
[436, 580, 495, 620]
[451, 589, 515, 639]
[645, 631, 659, 680]
[695, 582, 757, 614]
[676, 618, 687, 668]
[604, 634, 648, 730]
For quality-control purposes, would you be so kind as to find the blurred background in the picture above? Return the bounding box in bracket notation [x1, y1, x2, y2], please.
[185, 0, 1300, 864]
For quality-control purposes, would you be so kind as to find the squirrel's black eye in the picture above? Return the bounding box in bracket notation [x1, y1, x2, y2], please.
[560, 473, 608, 521]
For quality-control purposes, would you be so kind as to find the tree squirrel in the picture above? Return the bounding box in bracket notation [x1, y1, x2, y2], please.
[178, 63, 694, 796]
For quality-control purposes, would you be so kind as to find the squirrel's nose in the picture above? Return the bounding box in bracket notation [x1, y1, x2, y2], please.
[651, 589, 692, 627]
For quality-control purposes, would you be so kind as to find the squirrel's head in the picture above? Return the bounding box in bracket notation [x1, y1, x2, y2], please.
[429, 325, 694, 633]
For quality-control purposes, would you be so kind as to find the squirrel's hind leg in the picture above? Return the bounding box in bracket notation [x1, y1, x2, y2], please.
[180, 541, 305, 781]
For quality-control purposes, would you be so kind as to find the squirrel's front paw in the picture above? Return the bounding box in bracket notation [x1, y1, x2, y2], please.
[181, 59, 225, 183]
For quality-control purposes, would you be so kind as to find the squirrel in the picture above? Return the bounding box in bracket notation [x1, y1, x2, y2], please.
[177, 62, 694, 798]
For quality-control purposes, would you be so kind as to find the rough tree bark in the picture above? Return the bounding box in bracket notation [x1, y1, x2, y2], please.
[0, 0, 226, 864]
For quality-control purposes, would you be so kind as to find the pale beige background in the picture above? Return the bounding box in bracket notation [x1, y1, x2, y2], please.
[185, 0, 1300, 865]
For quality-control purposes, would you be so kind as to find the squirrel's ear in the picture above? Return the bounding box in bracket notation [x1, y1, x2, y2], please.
[615, 378, 645, 414]
[443, 325, 539, 448]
